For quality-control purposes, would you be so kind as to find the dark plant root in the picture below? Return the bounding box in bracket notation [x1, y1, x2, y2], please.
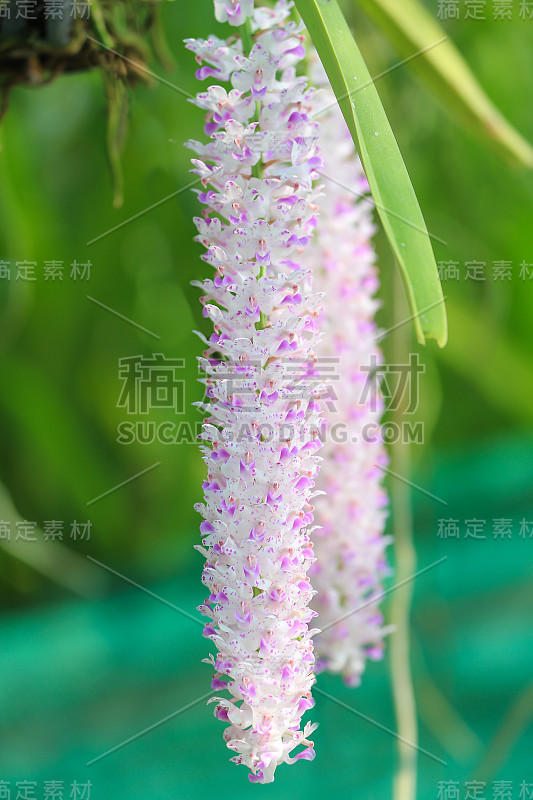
[0, 1, 172, 204]
[0, 35, 147, 135]
[0, 33, 148, 89]
[0, 1, 168, 90]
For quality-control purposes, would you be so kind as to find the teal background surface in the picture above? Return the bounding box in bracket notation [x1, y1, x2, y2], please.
[1, 436, 532, 798]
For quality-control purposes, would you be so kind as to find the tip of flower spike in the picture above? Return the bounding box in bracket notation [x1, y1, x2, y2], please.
[286, 744, 316, 765]
[296, 747, 316, 762]
[187, 17, 326, 785]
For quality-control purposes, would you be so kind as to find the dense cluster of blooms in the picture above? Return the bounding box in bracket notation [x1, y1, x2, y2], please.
[186, 0, 392, 782]
[186, 0, 324, 784]
[308, 63, 391, 686]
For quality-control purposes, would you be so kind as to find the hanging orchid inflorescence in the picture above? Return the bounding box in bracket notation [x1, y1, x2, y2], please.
[186, 0, 389, 783]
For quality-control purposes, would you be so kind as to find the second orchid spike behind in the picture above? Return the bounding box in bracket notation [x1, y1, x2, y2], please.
[308, 56, 392, 687]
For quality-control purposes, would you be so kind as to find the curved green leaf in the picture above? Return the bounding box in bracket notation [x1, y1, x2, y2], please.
[295, 0, 447, 346]
[355, 0, 533, 169]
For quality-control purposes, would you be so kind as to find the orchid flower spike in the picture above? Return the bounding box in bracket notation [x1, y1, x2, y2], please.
[186, 1, 323, 783]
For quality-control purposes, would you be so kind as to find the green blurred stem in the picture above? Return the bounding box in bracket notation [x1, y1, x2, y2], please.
[90, 0, 115, 47]
[390, 267, 418, 800]
[240, 17, 255, 56]
[259, 266, 268, 329]
[0, 484, 109, 598]
[472, 680, 533, 782]
[413, 633, 482, 764]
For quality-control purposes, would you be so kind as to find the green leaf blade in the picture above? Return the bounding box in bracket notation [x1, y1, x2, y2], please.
[296, 0, 447, 346]
[355, 0, 533, 169]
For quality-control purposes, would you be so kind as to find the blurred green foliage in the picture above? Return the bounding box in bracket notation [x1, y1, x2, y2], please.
[0, 1, 532, 793]
[0, 434, 531, 796]
[0, 0, 531, 601]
